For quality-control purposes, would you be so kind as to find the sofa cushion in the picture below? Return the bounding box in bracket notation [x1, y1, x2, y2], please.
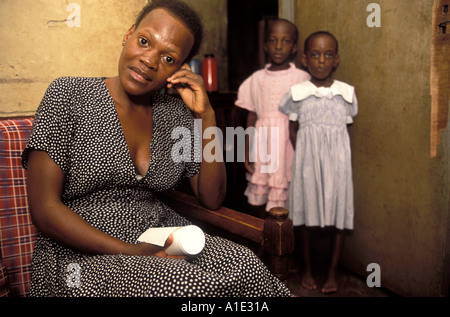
[0, 258, 10, 297]
[0, 117, 38, 297]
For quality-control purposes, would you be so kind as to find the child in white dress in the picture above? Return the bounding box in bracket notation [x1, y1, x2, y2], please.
[279, 31, 358, 293]
[235, 19, 310, 215]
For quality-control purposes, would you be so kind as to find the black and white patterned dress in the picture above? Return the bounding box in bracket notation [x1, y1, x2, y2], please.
[22, 77, 291, 297]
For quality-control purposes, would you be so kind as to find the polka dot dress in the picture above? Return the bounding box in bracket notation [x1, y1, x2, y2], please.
[22, 77, 291, 297]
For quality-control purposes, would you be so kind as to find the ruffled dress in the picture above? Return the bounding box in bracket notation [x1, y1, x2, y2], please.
[279, 80, 358, 229]
[235, 63, 310, 211]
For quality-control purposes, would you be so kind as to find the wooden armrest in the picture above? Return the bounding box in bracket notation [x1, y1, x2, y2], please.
[163, 190, 264, 243]
[162, 190, 294, 280]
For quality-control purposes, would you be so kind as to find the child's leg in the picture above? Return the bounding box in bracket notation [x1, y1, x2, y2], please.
[321, 228, 345, 293]
[299, 225, 317, 290]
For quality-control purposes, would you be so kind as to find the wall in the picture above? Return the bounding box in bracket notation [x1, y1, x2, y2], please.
[0, 0, 228, 117]
[0, 0, 146, 117]
[294, 0, 449, 296]
[185, 0, 228, 92]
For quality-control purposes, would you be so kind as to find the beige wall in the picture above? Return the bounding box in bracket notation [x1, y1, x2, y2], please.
[185, 0, 228, 92]
[294, 0, 449, 296]
[0, 0, 146, 116]
[0, 0, 227, 117]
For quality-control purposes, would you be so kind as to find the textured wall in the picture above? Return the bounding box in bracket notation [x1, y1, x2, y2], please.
[0, 0, 147, 116]
[295, 0, 449, 296]
[185, 0, 228, 92]
[0, 0, 228, 117]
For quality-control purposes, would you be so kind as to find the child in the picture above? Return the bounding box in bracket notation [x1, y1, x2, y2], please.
[279, 31, 358, 293]
[234, 19, 310, 215]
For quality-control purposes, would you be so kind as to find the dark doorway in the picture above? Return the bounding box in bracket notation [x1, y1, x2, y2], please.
[227, 0, 279, 91]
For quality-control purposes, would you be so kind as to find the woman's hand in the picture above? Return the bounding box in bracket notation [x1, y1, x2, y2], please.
[130, 234, 188, 260]
[166, 64, 212, 117]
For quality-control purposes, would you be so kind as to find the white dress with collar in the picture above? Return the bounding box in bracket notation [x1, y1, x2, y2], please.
[279, 80, 358, 229]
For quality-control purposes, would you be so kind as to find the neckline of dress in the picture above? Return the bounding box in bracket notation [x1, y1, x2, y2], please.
[264, 63, 296, 76]
[100, 77, 157, 181]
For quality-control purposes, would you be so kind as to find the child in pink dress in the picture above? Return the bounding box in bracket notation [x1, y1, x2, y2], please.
[235, 19, 310, 214]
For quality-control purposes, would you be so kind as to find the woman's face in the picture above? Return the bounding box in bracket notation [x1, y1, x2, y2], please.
[118, 8, 194, 96]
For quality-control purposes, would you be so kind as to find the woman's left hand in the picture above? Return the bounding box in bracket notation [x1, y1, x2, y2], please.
[166, 64, 212, 117]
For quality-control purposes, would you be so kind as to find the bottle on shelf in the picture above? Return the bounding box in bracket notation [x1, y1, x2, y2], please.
[202, 54, 218, 92]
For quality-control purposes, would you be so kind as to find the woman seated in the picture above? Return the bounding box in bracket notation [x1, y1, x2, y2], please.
[22, 0, 291, 297]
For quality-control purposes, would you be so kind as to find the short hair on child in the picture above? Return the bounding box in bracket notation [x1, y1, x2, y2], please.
[304, 31, 339, 54]
[265, 19, 299, 44]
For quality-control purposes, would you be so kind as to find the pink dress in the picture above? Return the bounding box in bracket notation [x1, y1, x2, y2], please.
[235, 63, 310, 211]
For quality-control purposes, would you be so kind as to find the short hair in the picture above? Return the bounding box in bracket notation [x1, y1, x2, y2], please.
[265, 19, 299, 44]
[135, 0, 204, 63]
[304, 31, 339, 54]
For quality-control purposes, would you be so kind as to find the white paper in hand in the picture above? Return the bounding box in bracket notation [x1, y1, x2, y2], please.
[137, 225, 205, 256]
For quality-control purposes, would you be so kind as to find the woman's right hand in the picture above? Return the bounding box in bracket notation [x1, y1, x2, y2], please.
[129, 235, 188, 260]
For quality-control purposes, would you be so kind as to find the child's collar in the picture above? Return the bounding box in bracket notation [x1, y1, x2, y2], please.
[291, 80, 354, 103]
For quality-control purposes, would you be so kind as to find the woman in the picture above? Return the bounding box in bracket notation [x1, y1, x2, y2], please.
[23, 0, 291, 296]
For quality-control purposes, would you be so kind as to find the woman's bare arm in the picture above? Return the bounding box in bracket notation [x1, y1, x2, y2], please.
[167, 65, 226, 210]
[26, 150, 175, 257]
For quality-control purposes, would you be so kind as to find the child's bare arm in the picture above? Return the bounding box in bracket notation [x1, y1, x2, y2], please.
[289, 120, 298, 147]
[245, 111, 257, 174]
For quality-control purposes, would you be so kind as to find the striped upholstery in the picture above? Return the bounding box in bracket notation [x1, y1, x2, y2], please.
[0, 117, 38, 297]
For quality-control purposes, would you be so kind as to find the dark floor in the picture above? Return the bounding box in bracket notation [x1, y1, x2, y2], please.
[226, 201, 397, 297]
[191, 195, 398, 298]
[204, 223, 397, 297]
[285, 254, 397, 297]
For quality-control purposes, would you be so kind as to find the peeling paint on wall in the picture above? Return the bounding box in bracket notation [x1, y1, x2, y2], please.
[0, 0, 228, 117]
[0, 0, 147, 116]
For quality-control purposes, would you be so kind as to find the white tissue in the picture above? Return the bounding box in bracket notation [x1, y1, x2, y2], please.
[137, 225, 205, 256]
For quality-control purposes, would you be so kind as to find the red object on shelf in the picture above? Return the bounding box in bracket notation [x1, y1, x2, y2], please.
[202, 54, 218, 92]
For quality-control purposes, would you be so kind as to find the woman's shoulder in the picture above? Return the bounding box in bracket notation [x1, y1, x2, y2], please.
[152, 92, 194, 124]
[45, 77, 105, 97]
[154, 92, 189, 110]
[37, 77, 107, 119]
[49, 76, 103, 87]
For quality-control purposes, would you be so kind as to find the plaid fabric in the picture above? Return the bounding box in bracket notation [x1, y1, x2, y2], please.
[0, 117, 38, 297]
[0, 258, 10, 297]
